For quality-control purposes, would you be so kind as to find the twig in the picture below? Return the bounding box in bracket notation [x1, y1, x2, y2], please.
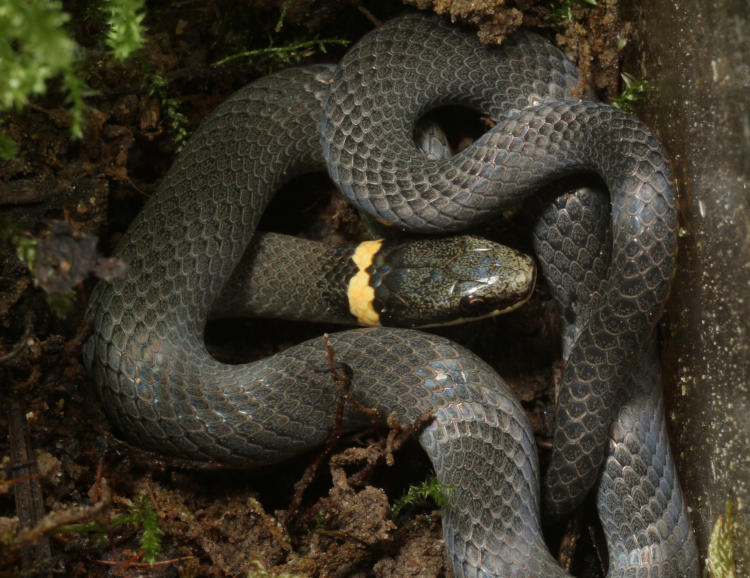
[355, 4, 382, 27]
[14, 478, 112, 545]
[286, 334, 377, 524]
[383, 410, 434, 467]
[214, 38, 349, 68]
[346, 410, 434, 488]
[96, 555, 195, 568]
[7, 396, 52, 574]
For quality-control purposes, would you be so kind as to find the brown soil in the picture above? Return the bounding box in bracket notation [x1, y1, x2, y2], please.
[0, 1, 627, 576]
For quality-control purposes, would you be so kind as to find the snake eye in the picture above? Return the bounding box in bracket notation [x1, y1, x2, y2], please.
[460, 296, 486, 315]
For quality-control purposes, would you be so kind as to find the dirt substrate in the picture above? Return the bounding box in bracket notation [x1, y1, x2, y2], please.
[1, 1, 628, 575]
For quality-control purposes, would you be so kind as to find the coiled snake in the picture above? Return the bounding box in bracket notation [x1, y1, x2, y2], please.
[84, 13, 699, 576]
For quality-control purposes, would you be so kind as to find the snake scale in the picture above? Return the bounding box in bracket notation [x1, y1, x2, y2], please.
[84, 13, 699, 576]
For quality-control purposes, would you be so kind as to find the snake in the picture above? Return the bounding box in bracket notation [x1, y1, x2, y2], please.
[83, 12, 699, 576]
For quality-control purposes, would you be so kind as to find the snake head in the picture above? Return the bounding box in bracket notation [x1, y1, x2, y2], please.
[363, 235, 536, 328]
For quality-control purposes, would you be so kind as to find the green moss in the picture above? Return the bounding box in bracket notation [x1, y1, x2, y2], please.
[144, 74, 190, 152]
[0, 0, 146, 140]
[612, 72, 650, 112]
[706, 500, 750, 578]
[100, 0, 146, 62]
[391, 476, 455, 518]
[60, 495, 164, 565]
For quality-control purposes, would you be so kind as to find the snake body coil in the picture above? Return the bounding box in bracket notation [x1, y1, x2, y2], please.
[84, 14, 698, 576]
